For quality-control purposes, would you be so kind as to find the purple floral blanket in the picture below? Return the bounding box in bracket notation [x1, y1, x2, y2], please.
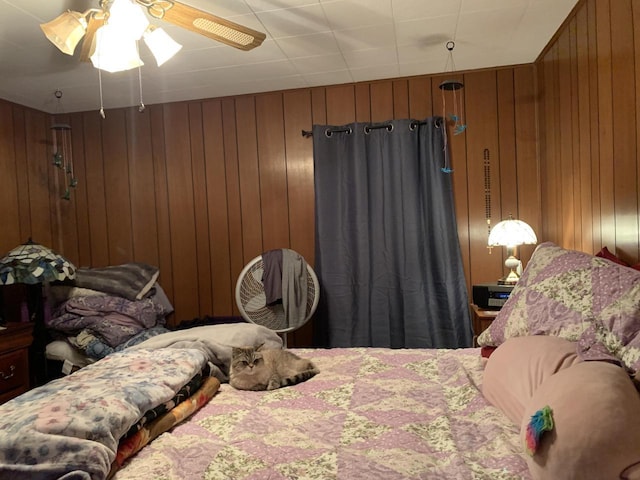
[48, 295, 167, 347]
[113, 348, 531, 480]
[0, 347, 209, 480]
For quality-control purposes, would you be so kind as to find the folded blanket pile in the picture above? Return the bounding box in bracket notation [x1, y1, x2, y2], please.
[0, 346, 216, 480]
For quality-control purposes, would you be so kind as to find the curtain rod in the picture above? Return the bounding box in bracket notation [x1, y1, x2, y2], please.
[301, 119, 439, 137]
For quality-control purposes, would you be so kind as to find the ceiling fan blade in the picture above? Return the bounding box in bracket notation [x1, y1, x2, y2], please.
[150, 1, 266, 51]
[79, 15, 103, 62]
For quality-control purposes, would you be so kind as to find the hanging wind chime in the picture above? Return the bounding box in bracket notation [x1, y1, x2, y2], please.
[438, 41, 467, 174]
[439, 41, 466, 136]
[50, 90, 78, 200]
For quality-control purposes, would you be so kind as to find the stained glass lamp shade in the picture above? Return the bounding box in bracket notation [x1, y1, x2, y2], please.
[0, 239, 76, 386]
[0, 239, 76, 285]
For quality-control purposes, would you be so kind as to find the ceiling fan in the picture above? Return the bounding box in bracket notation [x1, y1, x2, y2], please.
[41, 0, 266, 71]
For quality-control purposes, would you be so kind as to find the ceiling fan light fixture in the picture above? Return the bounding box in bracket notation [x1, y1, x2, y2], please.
[108, 0, 150, 40]
[143, 26, 182, 66]
[40, 11, 88, 55]
[90, 24, 144, 73]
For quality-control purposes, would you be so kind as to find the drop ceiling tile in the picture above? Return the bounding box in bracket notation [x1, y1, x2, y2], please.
[342, 47, 398, 69]
[291, 53, 348, 74]
[197, 60, 301, 83]
[167, 39, 286, 73]
[245, 0, 321, 12]
[456, 8, 523, 50]
[399, 61, 446, 78]
[231, 74, 309, 93]
[397, 44, 447, 67]
[391, 0, 462, 22]
[219, 12, 268, 32]
[333, 24, 396, 52]
[274, 32, 342, 58]
[460, 0, 528, 15]
[320, 0, 393, 30]
[302, 69, 353, 87]
[394, 15, 459, 48]
[256, 4, 332, 38]
[349, 63, 400, 82]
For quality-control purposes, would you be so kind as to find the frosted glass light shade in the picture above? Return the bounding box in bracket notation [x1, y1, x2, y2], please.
[108, 0, 150, 40]
[40, 11, 87, 55]
[489, 216, 537, 284]
[488, 218, 537, 248]
[90, 24, 144, 73]
[144, 27, 183, 66]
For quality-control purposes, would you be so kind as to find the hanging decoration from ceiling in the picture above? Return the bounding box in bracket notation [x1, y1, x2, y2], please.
[50, 90, 77, 201]
[439, 41, 467, 137]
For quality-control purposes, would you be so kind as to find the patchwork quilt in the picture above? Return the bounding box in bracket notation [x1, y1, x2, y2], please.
[113, 348, 531, 480]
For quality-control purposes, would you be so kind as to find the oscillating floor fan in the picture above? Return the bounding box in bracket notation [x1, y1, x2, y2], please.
[235, 252, 319, 347]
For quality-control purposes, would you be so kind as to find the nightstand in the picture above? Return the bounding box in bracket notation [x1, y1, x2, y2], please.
[470, 304, 499, 345]
[0, 322, 34, 404]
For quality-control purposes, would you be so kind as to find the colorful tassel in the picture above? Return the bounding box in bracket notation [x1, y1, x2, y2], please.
[524, 405, 554, 456]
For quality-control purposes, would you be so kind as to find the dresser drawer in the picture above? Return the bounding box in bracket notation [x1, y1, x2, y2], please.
[0, 348, 29, 403]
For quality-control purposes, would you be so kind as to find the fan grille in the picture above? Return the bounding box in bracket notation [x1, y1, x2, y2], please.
[236, 257, 318, 333]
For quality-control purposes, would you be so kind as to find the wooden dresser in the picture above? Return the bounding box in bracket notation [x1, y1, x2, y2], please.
[0, 322, 34, 404]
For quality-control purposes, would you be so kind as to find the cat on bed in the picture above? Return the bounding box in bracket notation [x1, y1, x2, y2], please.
[229, 344, 319, 391]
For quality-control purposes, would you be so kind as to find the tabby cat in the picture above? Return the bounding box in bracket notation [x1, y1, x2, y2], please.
[229, 344, 319, 391]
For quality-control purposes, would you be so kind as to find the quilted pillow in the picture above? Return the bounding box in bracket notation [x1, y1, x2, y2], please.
[482, 336, 582, 424]
[520, 361, 640, 480]
[477, 242, 640, 375]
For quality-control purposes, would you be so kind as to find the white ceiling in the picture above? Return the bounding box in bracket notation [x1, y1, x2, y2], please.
[0, 0, 578, 114]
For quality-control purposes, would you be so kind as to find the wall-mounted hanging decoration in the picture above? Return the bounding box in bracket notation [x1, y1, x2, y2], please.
[439, 41, 466, 136]
[50, 90, 77, 200]
[483, 148, 493, 252]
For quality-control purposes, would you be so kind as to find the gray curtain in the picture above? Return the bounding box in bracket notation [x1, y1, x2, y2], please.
[312, 117, 473, 348]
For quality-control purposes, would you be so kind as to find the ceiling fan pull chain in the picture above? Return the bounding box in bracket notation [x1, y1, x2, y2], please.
[98, 68, 105, 119]
[137, 43, 145, 113]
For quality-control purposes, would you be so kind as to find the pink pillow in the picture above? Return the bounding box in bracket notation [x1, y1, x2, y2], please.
[520, 361, 640, 480]
[482, 336, 582, 424]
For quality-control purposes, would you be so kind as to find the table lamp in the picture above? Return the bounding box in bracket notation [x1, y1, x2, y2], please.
[488, 215, 537, 284]
[0, 238, 76, 385]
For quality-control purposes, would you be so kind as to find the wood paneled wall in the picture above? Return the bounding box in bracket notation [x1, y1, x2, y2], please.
[537, 0, 640, 265]
[1, 65, 539, 345]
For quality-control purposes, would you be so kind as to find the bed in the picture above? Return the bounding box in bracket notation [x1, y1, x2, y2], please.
[2, 241, 640, 480]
